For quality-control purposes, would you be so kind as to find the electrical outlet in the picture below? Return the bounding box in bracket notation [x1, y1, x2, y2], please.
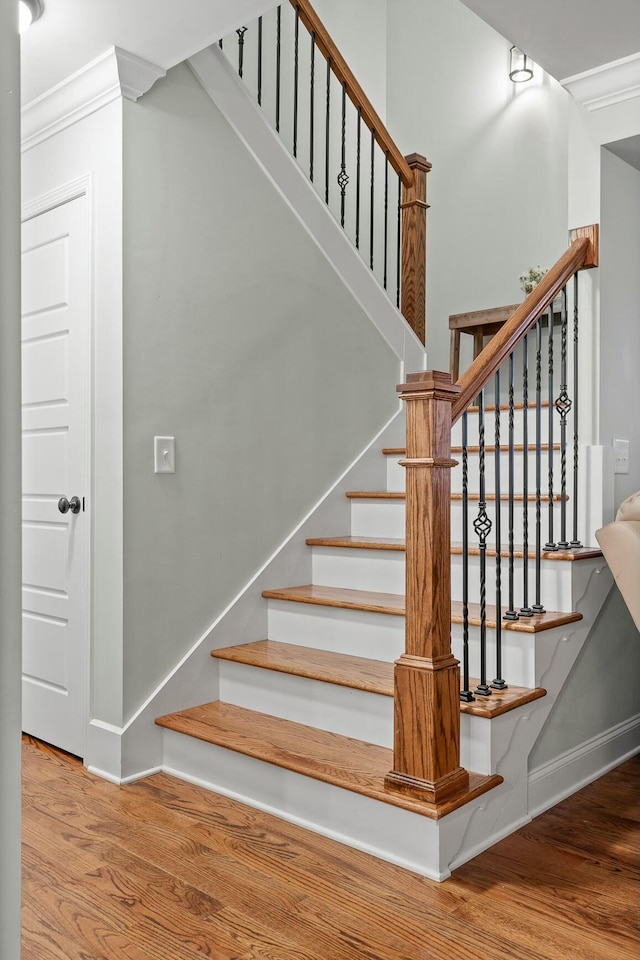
[613, 438, 629, 475]
[154, 436, 175, 474]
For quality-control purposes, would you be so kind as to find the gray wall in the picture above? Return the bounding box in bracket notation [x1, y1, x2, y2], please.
[599, 148, 640, 502]
[385, 0, 569, 372]
[122, 63, 398, 719]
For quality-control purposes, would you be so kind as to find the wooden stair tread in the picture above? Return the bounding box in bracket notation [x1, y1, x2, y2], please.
[305, 535, 602, 562]
[347, 490, 565, 502]
[212, 640, 547, 718]
[261, 584, 582, 632]
[383, 443, 560, 455]
[155, 701, 502, 819]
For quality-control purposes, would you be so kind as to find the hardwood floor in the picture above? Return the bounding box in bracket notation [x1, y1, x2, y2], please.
[22, 736, 638, 960]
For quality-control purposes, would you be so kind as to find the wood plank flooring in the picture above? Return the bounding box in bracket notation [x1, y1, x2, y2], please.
[22, 736, 639, 960]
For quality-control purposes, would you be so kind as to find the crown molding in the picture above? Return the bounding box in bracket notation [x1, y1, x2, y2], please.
[22, 46, 166, 153]
[562, 52, 640, 112]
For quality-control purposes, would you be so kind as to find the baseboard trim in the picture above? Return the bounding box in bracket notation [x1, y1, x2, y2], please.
[528, 713, 640, 819]
[87, 764, 163, 786]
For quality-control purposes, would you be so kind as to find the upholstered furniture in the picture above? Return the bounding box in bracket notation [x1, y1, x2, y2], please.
[596, 491, 640, 631]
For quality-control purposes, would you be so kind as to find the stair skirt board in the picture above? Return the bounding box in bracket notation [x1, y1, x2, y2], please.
[161, 726, 501, 882]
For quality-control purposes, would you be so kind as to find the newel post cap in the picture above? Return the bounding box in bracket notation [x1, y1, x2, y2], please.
[397, 370, 461, 398]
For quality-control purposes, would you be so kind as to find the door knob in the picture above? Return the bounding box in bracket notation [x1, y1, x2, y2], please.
[58, 496, 81, 515]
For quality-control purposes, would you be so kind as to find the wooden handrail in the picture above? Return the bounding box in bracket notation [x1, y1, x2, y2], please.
[452, 236, 591, 423]
[289, 0, 414, 187]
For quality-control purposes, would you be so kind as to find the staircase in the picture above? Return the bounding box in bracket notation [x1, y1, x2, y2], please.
[149, 2, 611, 881]
[155, 397, 607, 880]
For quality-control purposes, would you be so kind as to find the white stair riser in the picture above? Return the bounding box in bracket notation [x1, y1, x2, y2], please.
[267, 598, 405, 660]
[311, 547, 573, 611]
[451, 625, 537, 689]
[161, 727, 450, 880]
[267, 597, 538, 688]
[219, 660, 500, 773]
[219, 660, 394, 748]
[387, 451, 565, 495]
[351, 498, 568, 543]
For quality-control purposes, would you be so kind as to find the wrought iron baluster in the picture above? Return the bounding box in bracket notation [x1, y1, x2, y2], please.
[237, 26, 247, 78]
[337, 83, 348, 228]
[396, 172, 401, 308]
[571, 273, 582, 547]
[533, 316, 545, 613]
[369, 129, 375, 271]
[545, 300, 558, 551]
[309, 34, 315, 181]
[218, 38, 223, 49]
[492, 371, 507, 689]
[460, 412, 474, 702]
[325, 57, 331, 204]
[520, 335, 533, 616]
[555, 285, 571, 548]
[504, 352, 519, 620]
[293, 6, 299, 157]
[355, 109, 361, 249]
[275, 7, 281, 132]
[257, 17, 263, 105]
[383, 153, 389, 290]
[474, 390, 492, 696]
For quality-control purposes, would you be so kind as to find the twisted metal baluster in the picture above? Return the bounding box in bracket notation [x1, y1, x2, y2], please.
[504, 352, 519, 620]
[355, 109, 361, 249]
[460, 412, 474, 702]
[369, 129, 375, 270]
[293, 6, 299, 157]
[237, 26, 247, 77]
[475, 390, 492, 697]
[309, 33, 315, 181]
[555, 285, 571, 548]
[257, 17, 263, 105]
[337, 83, 349, 228]
[533, 316, 545, 613]
[275, 7, 281, 132]
[520, 334, 533, 616]
[324, 57, 331, 204]
[571, 273, 583, 547]
[492, 370, 507, 689]
[545, 303, 558, 550]
[396, 173, 402, 309]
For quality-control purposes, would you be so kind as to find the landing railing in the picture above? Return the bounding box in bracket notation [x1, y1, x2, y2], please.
[219, 0, 429, 342]
[385, 226, 599, 804]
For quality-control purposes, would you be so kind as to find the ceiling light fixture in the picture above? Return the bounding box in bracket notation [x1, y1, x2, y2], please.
[509, 45, 533, 83]
[19, 0, 43, 34]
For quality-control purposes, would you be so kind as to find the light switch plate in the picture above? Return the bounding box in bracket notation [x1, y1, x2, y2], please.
[613, 438, 629, 475]
[154, 436, 175, 474]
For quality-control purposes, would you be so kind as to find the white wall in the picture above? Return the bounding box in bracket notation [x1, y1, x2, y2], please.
[386, 0, 569, 373]
[599, 148, 640, 504]
[0, 1, 22, 954]
[22, 100, 125, 728]
[122, 63, 399, 719]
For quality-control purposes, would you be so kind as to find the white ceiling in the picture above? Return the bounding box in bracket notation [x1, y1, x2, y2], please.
[458, 0, 640, 81]
[20, 0, 275, 104]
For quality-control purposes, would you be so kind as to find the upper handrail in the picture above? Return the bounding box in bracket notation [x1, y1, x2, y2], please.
[289, 0, 414, 188]
[451, 237, 591, 423]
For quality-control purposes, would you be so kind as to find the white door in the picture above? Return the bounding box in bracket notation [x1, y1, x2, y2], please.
[21, 195, 90, 758]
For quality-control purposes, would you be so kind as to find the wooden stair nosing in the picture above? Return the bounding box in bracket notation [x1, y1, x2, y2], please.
[155, 700, 502, 820]
[305, 535, 602, 563]
[261, 584, 582, 633]
[212, 639, 547, 718]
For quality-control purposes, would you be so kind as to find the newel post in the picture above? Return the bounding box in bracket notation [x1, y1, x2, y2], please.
[401, 153, 431, 345]
[385, 371, 469, 803]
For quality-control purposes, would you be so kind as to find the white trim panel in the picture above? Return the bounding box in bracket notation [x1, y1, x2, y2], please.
[528, 713, 640, 818]
[562, 53, 640, 112]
